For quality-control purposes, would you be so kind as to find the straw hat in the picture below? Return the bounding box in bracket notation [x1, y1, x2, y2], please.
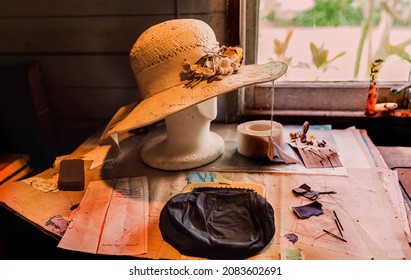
[105, 19, 287, 137]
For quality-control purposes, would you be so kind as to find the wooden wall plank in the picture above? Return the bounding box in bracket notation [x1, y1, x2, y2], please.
[49, 88, 138, 119]
[42, 55, 136, 87]
[0, 55, 135, 89]
[0, 13, 225, 53]
[0, 55, 135, 87]
[0, 16, 173, 53]
[0, 0, 225, 17]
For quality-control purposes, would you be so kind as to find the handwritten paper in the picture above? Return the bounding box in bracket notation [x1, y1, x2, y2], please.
[24, 176, 58, 192]
[58, 176, 148, 256]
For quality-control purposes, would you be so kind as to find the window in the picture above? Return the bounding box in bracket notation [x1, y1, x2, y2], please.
[227, 0, 411, 122]
[259, 0, 411, 82]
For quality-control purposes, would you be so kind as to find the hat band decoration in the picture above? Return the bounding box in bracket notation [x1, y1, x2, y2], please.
[182, 45, 244, 88]
[135, 45, 244, 98]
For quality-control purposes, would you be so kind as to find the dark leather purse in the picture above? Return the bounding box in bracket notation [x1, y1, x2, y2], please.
[159, 187, 275, 259]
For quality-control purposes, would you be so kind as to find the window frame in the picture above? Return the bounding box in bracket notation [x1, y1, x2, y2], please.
[224, 0, 409, 123]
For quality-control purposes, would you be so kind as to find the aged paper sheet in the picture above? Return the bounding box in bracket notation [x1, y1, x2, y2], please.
[278, 168, 411, 259]
[58, 176, 148, 256]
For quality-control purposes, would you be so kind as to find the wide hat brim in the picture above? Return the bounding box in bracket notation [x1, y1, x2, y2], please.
[104, 61, 287, 137]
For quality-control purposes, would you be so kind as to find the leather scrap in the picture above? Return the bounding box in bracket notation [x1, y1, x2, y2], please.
[292, 201, 323, 219]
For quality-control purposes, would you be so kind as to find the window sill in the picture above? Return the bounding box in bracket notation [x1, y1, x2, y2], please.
[238, 81, 409, 116]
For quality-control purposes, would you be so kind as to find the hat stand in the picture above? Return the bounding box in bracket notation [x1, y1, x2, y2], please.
[140, 98, 225, 170]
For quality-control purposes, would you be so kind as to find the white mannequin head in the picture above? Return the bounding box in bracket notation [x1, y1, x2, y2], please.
[140, 97, 224, 170]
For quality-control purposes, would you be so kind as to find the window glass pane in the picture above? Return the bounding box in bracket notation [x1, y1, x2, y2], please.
[258, 0, 411, 81]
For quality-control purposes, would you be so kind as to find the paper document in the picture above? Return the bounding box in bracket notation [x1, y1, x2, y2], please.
[81, 145, 113, 169]
[58, 176, 148, 256]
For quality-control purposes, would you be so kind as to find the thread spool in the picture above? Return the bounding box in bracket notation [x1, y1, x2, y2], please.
[237, 120, 283, 158]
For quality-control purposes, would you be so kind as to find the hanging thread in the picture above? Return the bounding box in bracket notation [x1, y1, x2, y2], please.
[270, 80, 276, 140]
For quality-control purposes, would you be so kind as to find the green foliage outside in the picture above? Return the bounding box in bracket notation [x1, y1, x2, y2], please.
[265, 10, 276, 22]
[309, 42, 346, 69]
[292, 0, 363, 27]
[263, 0, 411, 79]
[264, 0, 406, 28]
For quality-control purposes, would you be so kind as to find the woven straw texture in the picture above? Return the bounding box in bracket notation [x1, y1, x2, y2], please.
[130, 19, 218, 74]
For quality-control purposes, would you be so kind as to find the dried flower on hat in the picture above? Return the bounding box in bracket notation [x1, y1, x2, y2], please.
[182, 46, 244, 88]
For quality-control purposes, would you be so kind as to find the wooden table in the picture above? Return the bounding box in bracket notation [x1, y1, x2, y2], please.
[1, 123, 410, 260]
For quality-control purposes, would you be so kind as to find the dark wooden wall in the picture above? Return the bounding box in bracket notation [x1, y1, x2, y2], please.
[0, 0, 227, 155]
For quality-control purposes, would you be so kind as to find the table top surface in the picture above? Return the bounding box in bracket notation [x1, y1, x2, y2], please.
[1, 123, 410, 260]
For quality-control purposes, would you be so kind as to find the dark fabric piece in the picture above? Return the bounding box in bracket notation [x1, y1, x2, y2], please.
[159, 188, 275, 259]
[292, 201, 323, 219]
